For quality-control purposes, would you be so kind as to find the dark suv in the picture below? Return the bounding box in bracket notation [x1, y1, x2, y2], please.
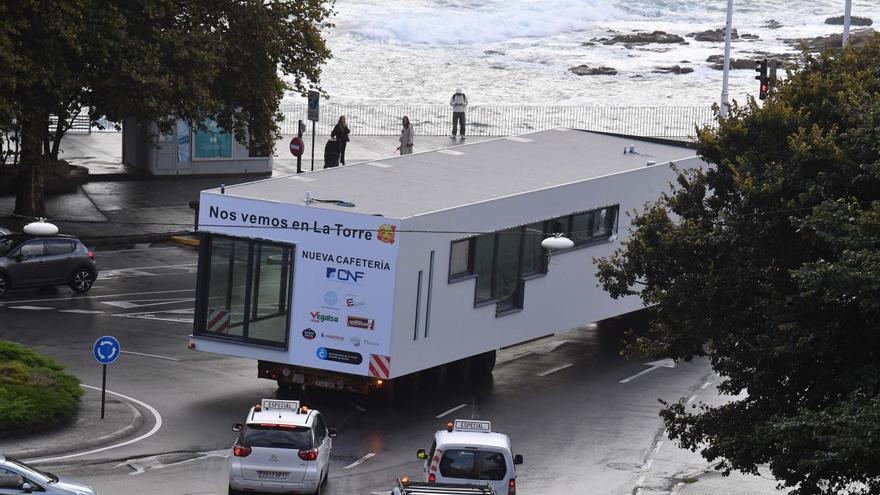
[0, 234, 98, 297]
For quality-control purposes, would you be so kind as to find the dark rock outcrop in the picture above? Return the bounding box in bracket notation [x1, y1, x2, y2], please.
[783, 28, 876, 52]
[652, 65, 694, 74]
[764, 19, 783, 29]
[688, 28, 738, 42]
[825, 16, 872, 26]
[600, 31, 686, 46]
[569, 64, 618, 76]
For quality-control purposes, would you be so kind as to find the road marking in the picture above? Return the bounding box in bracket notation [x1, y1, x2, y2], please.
[687, 394, 697, 404]
[636, 475, 646, 485]
[112, 312, 193, 324]
[101, 264, 198, 280]
[120, 350, 180, 361]
[115, 448, 228, 475]
[102, 297, 193, 309]
[643, 459, 653, 470]
[26, 384, 163, 463]
[619, 358, 676, 384]
[537, 363, 573, 377]
[344, 452, 375, 469]
[435, 403, 468, 419]
[59, 309, 106, 314]
[343, 399, 366, 413]
[547, 340, 572, 352]
[701, 380, 713, 389]
[0, 288, 194, 306]
[8, 306, 52, 310]
[653, 441, 664, 454]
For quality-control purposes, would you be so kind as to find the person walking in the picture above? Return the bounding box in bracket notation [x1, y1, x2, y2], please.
[396, 116, 414, 155]
[331, 115, 351, 165]
[449, 88, 468, 139]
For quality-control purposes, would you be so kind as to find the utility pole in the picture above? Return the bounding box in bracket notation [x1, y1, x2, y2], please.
[720, 0, 734, 117]
[843, 0, 852, 47]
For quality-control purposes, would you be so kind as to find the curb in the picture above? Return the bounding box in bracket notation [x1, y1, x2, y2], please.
[80, 231, 190, 249]
[170, 235, 200, 248]
[11, 396, 145, 460]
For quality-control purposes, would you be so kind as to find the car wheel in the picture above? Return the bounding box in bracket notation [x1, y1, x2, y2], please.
[0, 274, 9, 297]
[69, 268, 94, 293]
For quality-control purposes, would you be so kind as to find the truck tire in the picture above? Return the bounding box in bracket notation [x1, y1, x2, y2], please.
[474, 350, 497, 376]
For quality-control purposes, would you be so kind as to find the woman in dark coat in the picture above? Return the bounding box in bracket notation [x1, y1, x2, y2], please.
[331, 115, 351, 165]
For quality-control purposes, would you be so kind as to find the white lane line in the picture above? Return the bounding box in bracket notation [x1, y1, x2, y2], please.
[120, 350, 180, 362]
[643, 459, 653, 470]
[619, 359, 676, 384]
[112, 313, 193, 324]
[687, 394, 697, 404]
[59, 309, 106, 314]
[435, 403, 468, 419]
[653, 441, 664, 454]
[619, 367, 658, 384]
[537, 363, 573, 377]
[636, 475, 646, 486]
[701, 380, 713, 389]
[344, 452, 375, 469]
[8, 306, 53, 310]
[26, 384, 163, 463]
[0, 289, 194, 306]
[343, 399, 366, 413]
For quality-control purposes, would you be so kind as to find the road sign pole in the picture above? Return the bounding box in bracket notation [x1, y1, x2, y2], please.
[101, 363, 107, 419]
[297, 119, 303, 174]
[311, 121, 316, 172]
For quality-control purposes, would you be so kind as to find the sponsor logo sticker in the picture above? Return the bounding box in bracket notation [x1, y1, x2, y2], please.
[350, 336, 361, 347]
[345, 294, 365, 308]
[316, 347, 363, 365]
[320, 332, 344, 341]
[377, 224, 396, 244]
[310, 311, 339, 323]
[323, 291, 338, 306]
[302, 328, 316, 340]
[347, 315, 376, 330]
[326, 266, 365, 284]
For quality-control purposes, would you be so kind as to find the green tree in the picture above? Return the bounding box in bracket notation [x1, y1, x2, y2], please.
[596, 35, 880, 495]
[1, 0, 333, 216]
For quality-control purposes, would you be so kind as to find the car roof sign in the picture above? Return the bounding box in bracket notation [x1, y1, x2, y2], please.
[261, 399, 300, 411]
[453, 419, 491, 433]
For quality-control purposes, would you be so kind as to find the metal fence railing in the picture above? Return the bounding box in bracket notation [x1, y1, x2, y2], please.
[278, 104, 716, 138]
[61, 105, 716, 138]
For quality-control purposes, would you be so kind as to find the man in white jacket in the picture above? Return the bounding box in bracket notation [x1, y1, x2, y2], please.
[449, 88, 468, 139]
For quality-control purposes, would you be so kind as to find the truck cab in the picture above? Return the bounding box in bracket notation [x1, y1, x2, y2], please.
[417, 420, 523, 495]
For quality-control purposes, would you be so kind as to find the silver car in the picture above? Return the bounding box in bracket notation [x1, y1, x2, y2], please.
[0, 455, 97, 494]
[0, 234, 97, 297]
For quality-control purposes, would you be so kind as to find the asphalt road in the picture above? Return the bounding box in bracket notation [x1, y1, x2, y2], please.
[0, 243, 716, 495]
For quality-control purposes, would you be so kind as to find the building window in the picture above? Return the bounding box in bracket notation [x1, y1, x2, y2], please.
[520, 221, 547, 276]
[196, 234, 292, 348]
[473, 235, 495, 303]
[449, 238, 472, 279]
[493, 228, 522, 311]
[193, 119, 233, 159]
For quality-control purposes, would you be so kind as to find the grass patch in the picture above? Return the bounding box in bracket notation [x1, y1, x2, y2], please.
[0, 340, 82, 435]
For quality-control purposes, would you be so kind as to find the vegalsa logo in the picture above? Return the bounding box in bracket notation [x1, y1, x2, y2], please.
[310, 311, 339, 323]
[377, 224, 396, 244]
[326, 267, 365, 283]
[302, 328, 316, 340]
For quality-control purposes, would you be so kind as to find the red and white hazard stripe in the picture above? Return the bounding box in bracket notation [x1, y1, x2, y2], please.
[368, 354, 390, 379]
[207, 308, 230, 333]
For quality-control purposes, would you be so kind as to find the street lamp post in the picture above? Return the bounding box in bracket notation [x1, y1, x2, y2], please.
[843, 0, 852, 47]
[720, 0, 734, 117]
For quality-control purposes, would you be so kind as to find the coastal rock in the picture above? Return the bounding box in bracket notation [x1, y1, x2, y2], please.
[652, 65, 694, 74]
[741, 34, 760, 40]
[824, 15, 872, 26]
[580, 42, 596, 46]
[706, 55, 763, 70]
[569, 64, 618, 76]
[484, 49, 506, 55]
[783, 28, 876, 52]
[688, 28, 738, 42]
[764, 19, 783, 29]
[600, 31, 686, 46]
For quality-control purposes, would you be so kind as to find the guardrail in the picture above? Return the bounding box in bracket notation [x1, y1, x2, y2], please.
[66, 105, 716, 138]
[279, 104, 716, 138]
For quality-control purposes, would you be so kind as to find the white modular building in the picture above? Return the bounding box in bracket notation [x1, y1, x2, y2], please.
[190, 129, 707, 392]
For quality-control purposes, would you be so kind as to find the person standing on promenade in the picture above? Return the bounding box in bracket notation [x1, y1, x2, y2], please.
[396, 116, 414, 155]
[449, 88, 468, 139]
[331, 115, 350, 165]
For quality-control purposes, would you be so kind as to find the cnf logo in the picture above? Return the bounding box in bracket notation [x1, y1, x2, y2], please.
[326, 267, 364, 283]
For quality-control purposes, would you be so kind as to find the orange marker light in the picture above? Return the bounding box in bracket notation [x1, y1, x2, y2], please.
[446, 422, 454, 432]
[401, 476, 410, 485]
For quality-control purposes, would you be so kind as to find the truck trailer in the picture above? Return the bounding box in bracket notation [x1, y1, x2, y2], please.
[188, 129, 706, 394]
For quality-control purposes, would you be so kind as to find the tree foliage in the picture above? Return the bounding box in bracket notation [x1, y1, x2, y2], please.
[1, 0, 333, 215]
[596, 35, 880, 494]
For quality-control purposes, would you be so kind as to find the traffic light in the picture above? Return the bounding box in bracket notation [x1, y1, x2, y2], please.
[755, 58, 769, 100]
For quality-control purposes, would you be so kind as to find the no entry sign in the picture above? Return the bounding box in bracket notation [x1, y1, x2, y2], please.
[289, 136, 305, 157]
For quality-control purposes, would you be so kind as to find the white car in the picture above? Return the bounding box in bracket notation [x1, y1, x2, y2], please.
[0, 455, 97, 495]
[417, 420, 522, 495]
[228, 399, 336, 495]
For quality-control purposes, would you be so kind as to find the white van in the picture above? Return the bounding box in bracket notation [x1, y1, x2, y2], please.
[417, 420, 523, 495]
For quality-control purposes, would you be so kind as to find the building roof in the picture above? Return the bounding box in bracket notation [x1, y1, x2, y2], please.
[211, 129, 696, 220]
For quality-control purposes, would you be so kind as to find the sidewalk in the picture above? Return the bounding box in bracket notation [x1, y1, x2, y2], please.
[0, 132, 491, 246]
[0, 386, 143, 461]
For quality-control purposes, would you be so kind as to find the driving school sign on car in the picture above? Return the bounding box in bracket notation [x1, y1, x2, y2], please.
[198, 193, 400, 378]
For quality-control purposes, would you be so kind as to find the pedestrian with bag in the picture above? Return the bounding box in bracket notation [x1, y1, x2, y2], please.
[331, 115, 350, 165]
[449, 88, 468, 139]
[396, 116, 414, 155]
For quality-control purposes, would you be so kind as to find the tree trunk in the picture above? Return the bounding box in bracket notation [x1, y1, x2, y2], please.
[14, 113, 48, 217]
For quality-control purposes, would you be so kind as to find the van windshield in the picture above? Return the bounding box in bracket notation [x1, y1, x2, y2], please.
[241, 424, 312, 450]
[439, 449, 507, 481]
